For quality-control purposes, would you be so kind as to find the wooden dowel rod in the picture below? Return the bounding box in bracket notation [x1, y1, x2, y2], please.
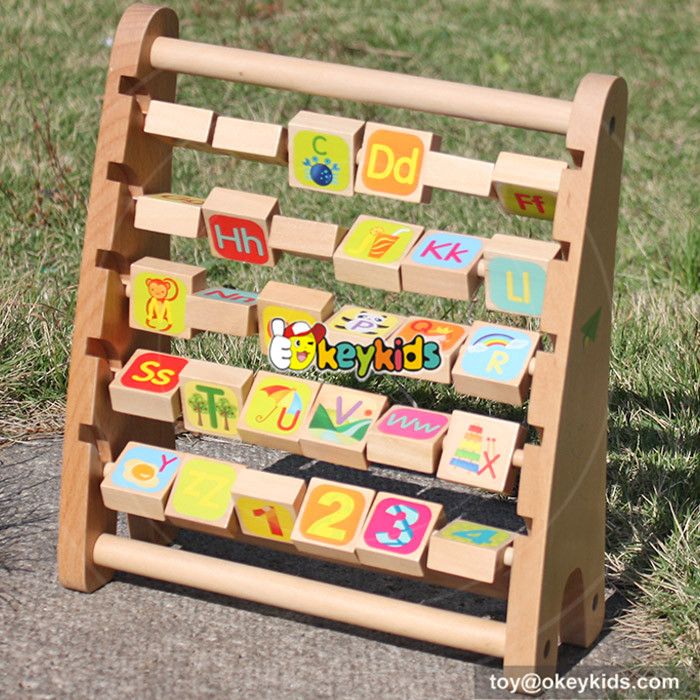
[94, 534, 507, 657]
[150, 37, 572, 134]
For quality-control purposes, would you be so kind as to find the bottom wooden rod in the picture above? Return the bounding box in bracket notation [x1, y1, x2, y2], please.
[94, 534, 507, 658]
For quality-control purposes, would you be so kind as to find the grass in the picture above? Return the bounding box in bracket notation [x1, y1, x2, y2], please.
[1, 0, 698, 690]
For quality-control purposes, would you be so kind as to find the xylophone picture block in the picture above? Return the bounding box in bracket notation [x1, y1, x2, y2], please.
[212, 116, 288, 164]
[324, 305, 405, 347]
[144, 99, 215, 148]
[133, 193, 205, 238]
[268, 215, 346, 261]
[185, 286, 258, 336]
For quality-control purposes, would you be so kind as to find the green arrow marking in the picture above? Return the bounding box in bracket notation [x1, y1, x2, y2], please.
[581, 307, 602, 346]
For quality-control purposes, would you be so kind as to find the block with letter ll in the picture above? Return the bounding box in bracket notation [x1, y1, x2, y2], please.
[185, 286, 258, 336]
[436, 410, 525, 493]
[333, 215, 423, 292]
[164, 454, 245, 536]
[129, 256, 206, 339]
[179, 360, 254, 439]
[288, 111, 365, 196]
[232, 469, 306, 543]
[482, 234, 561, 317]
[101, 442, 182, 520]
[357, 493, 445, 575]
[427, 519, 515, 583]
[324, 305, 405, 347]
[109, 349, 189, 421]
[202, 187, 280, 267]
[452, 321, 540, 405]
[291, 478, 376, 563]
[366, 406, 450, 474]
[401, 231, 485, 300]
[133, 193, 205, 238]
[144, 100, 215, 148]
[355, 122, 441, 203]
[237, 371, 321, 453]
[212, 116, 287, 164]
[492, 152, 568, 220]
[269, 215, 346, 260]
[298, 384, 388, 469]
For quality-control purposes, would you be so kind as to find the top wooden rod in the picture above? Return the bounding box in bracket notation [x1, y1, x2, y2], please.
[150, 37, 572, 134]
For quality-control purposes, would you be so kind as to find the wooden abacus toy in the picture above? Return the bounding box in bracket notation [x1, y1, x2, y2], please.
[57, 4, 627, 684]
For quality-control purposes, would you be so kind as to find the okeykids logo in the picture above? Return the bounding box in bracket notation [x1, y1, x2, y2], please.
[267, 319, 441, 379]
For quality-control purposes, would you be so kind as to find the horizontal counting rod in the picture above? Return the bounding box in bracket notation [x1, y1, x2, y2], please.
[150, 37, 572, 134]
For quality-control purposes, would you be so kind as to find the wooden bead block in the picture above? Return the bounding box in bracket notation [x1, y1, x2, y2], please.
[324, 305, 405, 347]
[232, 469, 306, 543]
[109, 349, 189, 421]
[356, 493, 445, 575]
[436, 410, 525, 493]
[298, 384, 388, 470]
[144, 99, 215, 147]
[237, 371, 321, 453]
[288, 111, 365, 197]
[422, 152, 494, 197]
[291, 478, 376, 563]
[366, 406, 450, 474]
[333, 215, 424, 292]
[185, 287, 258, 336]
[179, 360, 254, 439]
[133, 193, 205, 238]
[268, 215, 345, 260]
[129, 256, 207, 339]
[202, 187, 280, 267]
[164, 454, 245, 536]
[427, 519, 514, 583]
[492, 152, 568, 220]
[355, 122, 440, 203]
[101, 442, 182, 520]
[483, 234, 561, 317]
[211, 116, 287, 164]
[452, 321, 540, 406]
[401, 231, 485, 301]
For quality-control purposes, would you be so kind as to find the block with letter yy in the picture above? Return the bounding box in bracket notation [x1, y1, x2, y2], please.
[185, 286, 258, 336]
[324, 305, 405, 347]
[133, 193, 205, 238]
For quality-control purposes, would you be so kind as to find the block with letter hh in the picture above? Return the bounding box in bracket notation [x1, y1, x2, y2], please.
[185, 286, 258, 336]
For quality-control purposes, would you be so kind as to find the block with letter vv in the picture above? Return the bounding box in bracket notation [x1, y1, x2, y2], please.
[185, 286, 258, 336]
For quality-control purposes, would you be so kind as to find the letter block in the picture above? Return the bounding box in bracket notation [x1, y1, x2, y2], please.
[185, 287, 258, 336]
[133, 193, 205, 238]
[212, 116, 287, 164]
[357, 493, 445, 575]
[324, 305, 405, 347]
[299, 385, 388, 470]
[202, 187, 280, 267]
[291, 478, 376, 563]
[427, 519, 514, 583]
[143, 100, 216, 148]
[232, 469, 307, 543]
[436, 411, 525, 493]
[129, 256, 207, 339]
[366, 406, 450, 474]
[268, 215, 346, 261]
[109, 349, 189, 421]
[482, 234, 561, 317]
[401, 231, 485, 300]
[452, 322, 540, 405]
[288, 111, 365, 196]
[333, 215, 424, 292]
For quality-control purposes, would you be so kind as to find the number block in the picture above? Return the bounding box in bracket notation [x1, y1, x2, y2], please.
[324, 305, 405, 347]
[212, 116, 287, 164]
[291, 478, 376, 562]
[185, 286, 258, 336]
[491, 152, 567, 220]
[333, 215, 424, 292]
[237, 371, 321, 453]
[482, 234, 561, 317]
[366, 406, 450, 474]
[129, 256, 207, 339]
[202, 187, 280, 267]
[232, 469, 307, 543]
[436, 410, 525, 493]
[288, 111, 365, 197]
[427, 519, 514, 583]
[179, 360, 254, 439]
[143, 100, 215, 148]
[401, 231, 485, 300]
[299, 385, 388, 469]
[268, 215, 346, 261]
[101, 442, 182, 520]
[109, 349, 189, 421]
[356, 493, 445, 575]
[133, 193, 205, 238]
[452, 321, 540, 405]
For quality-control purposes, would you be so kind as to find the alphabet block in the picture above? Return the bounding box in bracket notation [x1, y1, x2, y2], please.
[288, 111, 365, 197]
[436, 411, 525, 493]
[185, 287, 258, 336]
[269, 215, 346, 260]
[291, 478, 376, 563]
[355, 122, 440, 203]
[324, 305, 405, 347]
[212, 116, 287, 164]
[109, 349, 189, 421]
[401, 231, 485, 300]
[482, 234, 561, 317]
[451, 322, 540, 405]
[356, 493, 445, 575]
[333, 215, 424, 292]
[422, 152, 494, 197]
[129, 256, 207, 339]
[144, 100, 215, 148]
[133, 193, 205, 238]
[366, 406, 450, 474]
[299, 385, 388, 470]
[202, 188, 280, 267]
